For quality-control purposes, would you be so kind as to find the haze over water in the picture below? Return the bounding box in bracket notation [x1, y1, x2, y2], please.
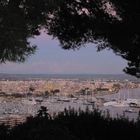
[0, 73, 139, 81]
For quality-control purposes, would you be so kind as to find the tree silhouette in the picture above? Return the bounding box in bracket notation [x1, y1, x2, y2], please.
[0, 0, 36, 62]
[0, 0, 140, 77]
[45, 0, 140, 77]
[0, 0, 62, 62]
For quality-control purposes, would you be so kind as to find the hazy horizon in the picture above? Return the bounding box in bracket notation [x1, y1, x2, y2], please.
[0, 73, 139, 81]
[0, 73, 127, 75]
[0, 33, 127, 75]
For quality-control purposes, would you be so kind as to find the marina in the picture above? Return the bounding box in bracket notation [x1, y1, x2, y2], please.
[0, 88, 140, 125]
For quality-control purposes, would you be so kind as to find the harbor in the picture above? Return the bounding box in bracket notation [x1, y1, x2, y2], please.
[100, 88, 140, 119]
[0, 88, 140, 125]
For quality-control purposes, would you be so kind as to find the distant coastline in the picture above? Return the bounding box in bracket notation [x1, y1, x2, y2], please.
[0, 73, 139, 81]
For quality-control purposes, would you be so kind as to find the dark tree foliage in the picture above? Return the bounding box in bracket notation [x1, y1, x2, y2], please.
[1, 107, 140, 140]
[0, 0, 62, 62]
[0, 0, 36, 62]
[0, 0, 140, 77]
[45, 0, 140, 77]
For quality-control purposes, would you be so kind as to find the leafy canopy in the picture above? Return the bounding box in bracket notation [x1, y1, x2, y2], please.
[0, 0, 140, 77]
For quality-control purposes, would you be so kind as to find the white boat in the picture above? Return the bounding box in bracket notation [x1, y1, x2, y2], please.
[83, 100, 95, 106]
[104, 101, 117, 106]
[57, 97, 70, 102]
[22, 98, 36, 105]
[104, 101, 129, 107]
[124, 109, 137, 113]
[112, 102, 129, 107]
[126, 98, 140, 104]
[35, 97, 43, 103]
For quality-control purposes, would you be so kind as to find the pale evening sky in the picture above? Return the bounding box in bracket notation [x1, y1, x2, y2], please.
[0, 33, 127, 74]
